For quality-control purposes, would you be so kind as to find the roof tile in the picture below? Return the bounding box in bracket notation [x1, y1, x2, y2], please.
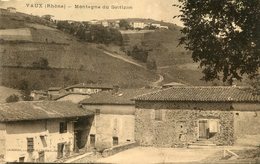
[0, 101, 93, 122]
[135, 86, 260, 102]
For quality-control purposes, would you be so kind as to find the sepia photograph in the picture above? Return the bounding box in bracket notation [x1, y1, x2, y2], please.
[0, 0, 259, 163]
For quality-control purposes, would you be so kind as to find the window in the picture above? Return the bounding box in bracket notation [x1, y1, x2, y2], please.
[113, 137, 119, 146]
[19, 157, 25, 162]
[59, 122, 67, 133]
[95, 109, 101, 115]
[90, 134, 95, 147]
[155, 109, 163, 121]
[27, 138, 34, 152]
[40, 135, 47, 147]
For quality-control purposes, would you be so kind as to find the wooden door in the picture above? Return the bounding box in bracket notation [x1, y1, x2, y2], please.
[199, 120, 208, 139]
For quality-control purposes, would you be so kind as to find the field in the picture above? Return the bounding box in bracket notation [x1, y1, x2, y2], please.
[0, 12, 158, 90]
[0, 28, 32, 41]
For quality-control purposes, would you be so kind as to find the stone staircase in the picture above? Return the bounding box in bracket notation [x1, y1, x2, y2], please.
[188, 139, 217, 149]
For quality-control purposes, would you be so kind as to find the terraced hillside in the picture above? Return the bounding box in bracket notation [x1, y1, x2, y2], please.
[0, 12, 157, 90]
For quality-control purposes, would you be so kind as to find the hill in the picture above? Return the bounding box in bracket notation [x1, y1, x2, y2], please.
[0, 11, 157, 90]
[116, 25, 223, 86]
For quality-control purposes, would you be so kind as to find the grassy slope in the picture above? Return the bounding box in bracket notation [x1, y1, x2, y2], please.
[0, 14, 157, 90]
[121, 28, 223, 86]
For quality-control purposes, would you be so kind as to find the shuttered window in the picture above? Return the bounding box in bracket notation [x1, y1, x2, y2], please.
[27, 138, 34, 152]
[155, 109, 163, 121]
[59, 122, 67, 133]
[113, 137, 118, 146]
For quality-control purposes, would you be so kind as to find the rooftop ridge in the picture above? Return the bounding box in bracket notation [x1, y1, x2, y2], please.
[134, 86, 259, 102]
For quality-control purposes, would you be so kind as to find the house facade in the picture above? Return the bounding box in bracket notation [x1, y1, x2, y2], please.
[7, 7, 16, 13]
[64, 83, 113, 95]
[134, 86, 260, 147]
[0, 101, 93, 163]
[79, 89, 157, 149]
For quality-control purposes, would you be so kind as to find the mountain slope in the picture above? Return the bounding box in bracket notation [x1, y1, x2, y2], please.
[0, 12, 157, 89]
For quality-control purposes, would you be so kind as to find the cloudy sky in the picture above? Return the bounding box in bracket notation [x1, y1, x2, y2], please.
[0, 0, 183, 26]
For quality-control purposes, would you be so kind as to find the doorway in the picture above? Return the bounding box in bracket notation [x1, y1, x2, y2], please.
[198, 120, 209, 139]
[38, 151, 45, 162]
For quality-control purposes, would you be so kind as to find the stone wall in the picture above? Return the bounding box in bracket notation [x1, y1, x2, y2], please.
[234, 111, 260, 146]
[135, 101, 234, 147]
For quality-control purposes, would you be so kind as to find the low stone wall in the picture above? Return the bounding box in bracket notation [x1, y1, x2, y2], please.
[102, 142, 137, 157]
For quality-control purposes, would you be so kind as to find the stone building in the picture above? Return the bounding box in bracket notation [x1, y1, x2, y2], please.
[79, 88, 157, 149]
[0, 101, 93, 163]
[7, 7, 16, 13]
[134, 86, 260, 147]
[64, 83, 113, 95]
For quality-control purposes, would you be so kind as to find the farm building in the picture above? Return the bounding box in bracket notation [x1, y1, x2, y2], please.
[134, 86, 260, 147]
[79, 88, 158, 149]
[7, 7, 16, 13]
[0, 101, 94, 162]
[130, 22, 148, 29]
[64, 83, 113, 95]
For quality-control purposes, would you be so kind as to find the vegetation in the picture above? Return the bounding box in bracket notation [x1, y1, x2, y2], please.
[57, 21, 123, 45]
[146, 58, 157, 70]
[127, 45, 149, 63]
[5, 94, 19, 103]
[32, 57, 49, 69]
[119, 19, 131, 30]
[18, 80, 32, 101]
[94, 142, 111, 153]
[175, 0, 259, 83]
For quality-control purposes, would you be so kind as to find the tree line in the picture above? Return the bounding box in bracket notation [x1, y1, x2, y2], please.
[57, 21, 123, 46]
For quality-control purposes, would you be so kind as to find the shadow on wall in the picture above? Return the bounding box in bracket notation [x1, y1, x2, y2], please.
[74, 116, 94, 151]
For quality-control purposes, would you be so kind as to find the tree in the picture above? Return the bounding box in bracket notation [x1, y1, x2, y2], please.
[146, 58, 157, 70]
[119, 19, 130, 30]
[130, 45, 149, 62]
[175, 0, 259, 83]
[6, 94, 19, 103]
[18, 80, 32, 101]
[32, 57, 49, 69]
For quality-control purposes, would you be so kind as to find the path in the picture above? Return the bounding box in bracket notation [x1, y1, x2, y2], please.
[151, 74, 164, 87]
[102, 50, 164, 86]
[103, 51, 144, 68]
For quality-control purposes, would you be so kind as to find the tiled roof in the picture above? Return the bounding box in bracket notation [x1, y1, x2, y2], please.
[80, 88, 158, 105]
[65, 83, 113, 90]
[0, 101, 93, 122]
[135, 86, 260, 102]
[48, 87, 62, 91]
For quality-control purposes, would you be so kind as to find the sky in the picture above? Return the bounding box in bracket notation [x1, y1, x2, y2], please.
[0, 0, 183, 26]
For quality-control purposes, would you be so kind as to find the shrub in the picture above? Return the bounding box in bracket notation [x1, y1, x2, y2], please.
[95, 142, 111, 153]
[146, 58, 157, 70]
[6, 94, 19, 103]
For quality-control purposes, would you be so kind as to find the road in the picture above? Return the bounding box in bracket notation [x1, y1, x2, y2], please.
[103, 51, 145, 68]
[102, 50, 164, 86]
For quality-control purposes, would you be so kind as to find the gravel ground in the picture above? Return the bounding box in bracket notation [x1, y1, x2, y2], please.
[95, 147, 219, 163]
